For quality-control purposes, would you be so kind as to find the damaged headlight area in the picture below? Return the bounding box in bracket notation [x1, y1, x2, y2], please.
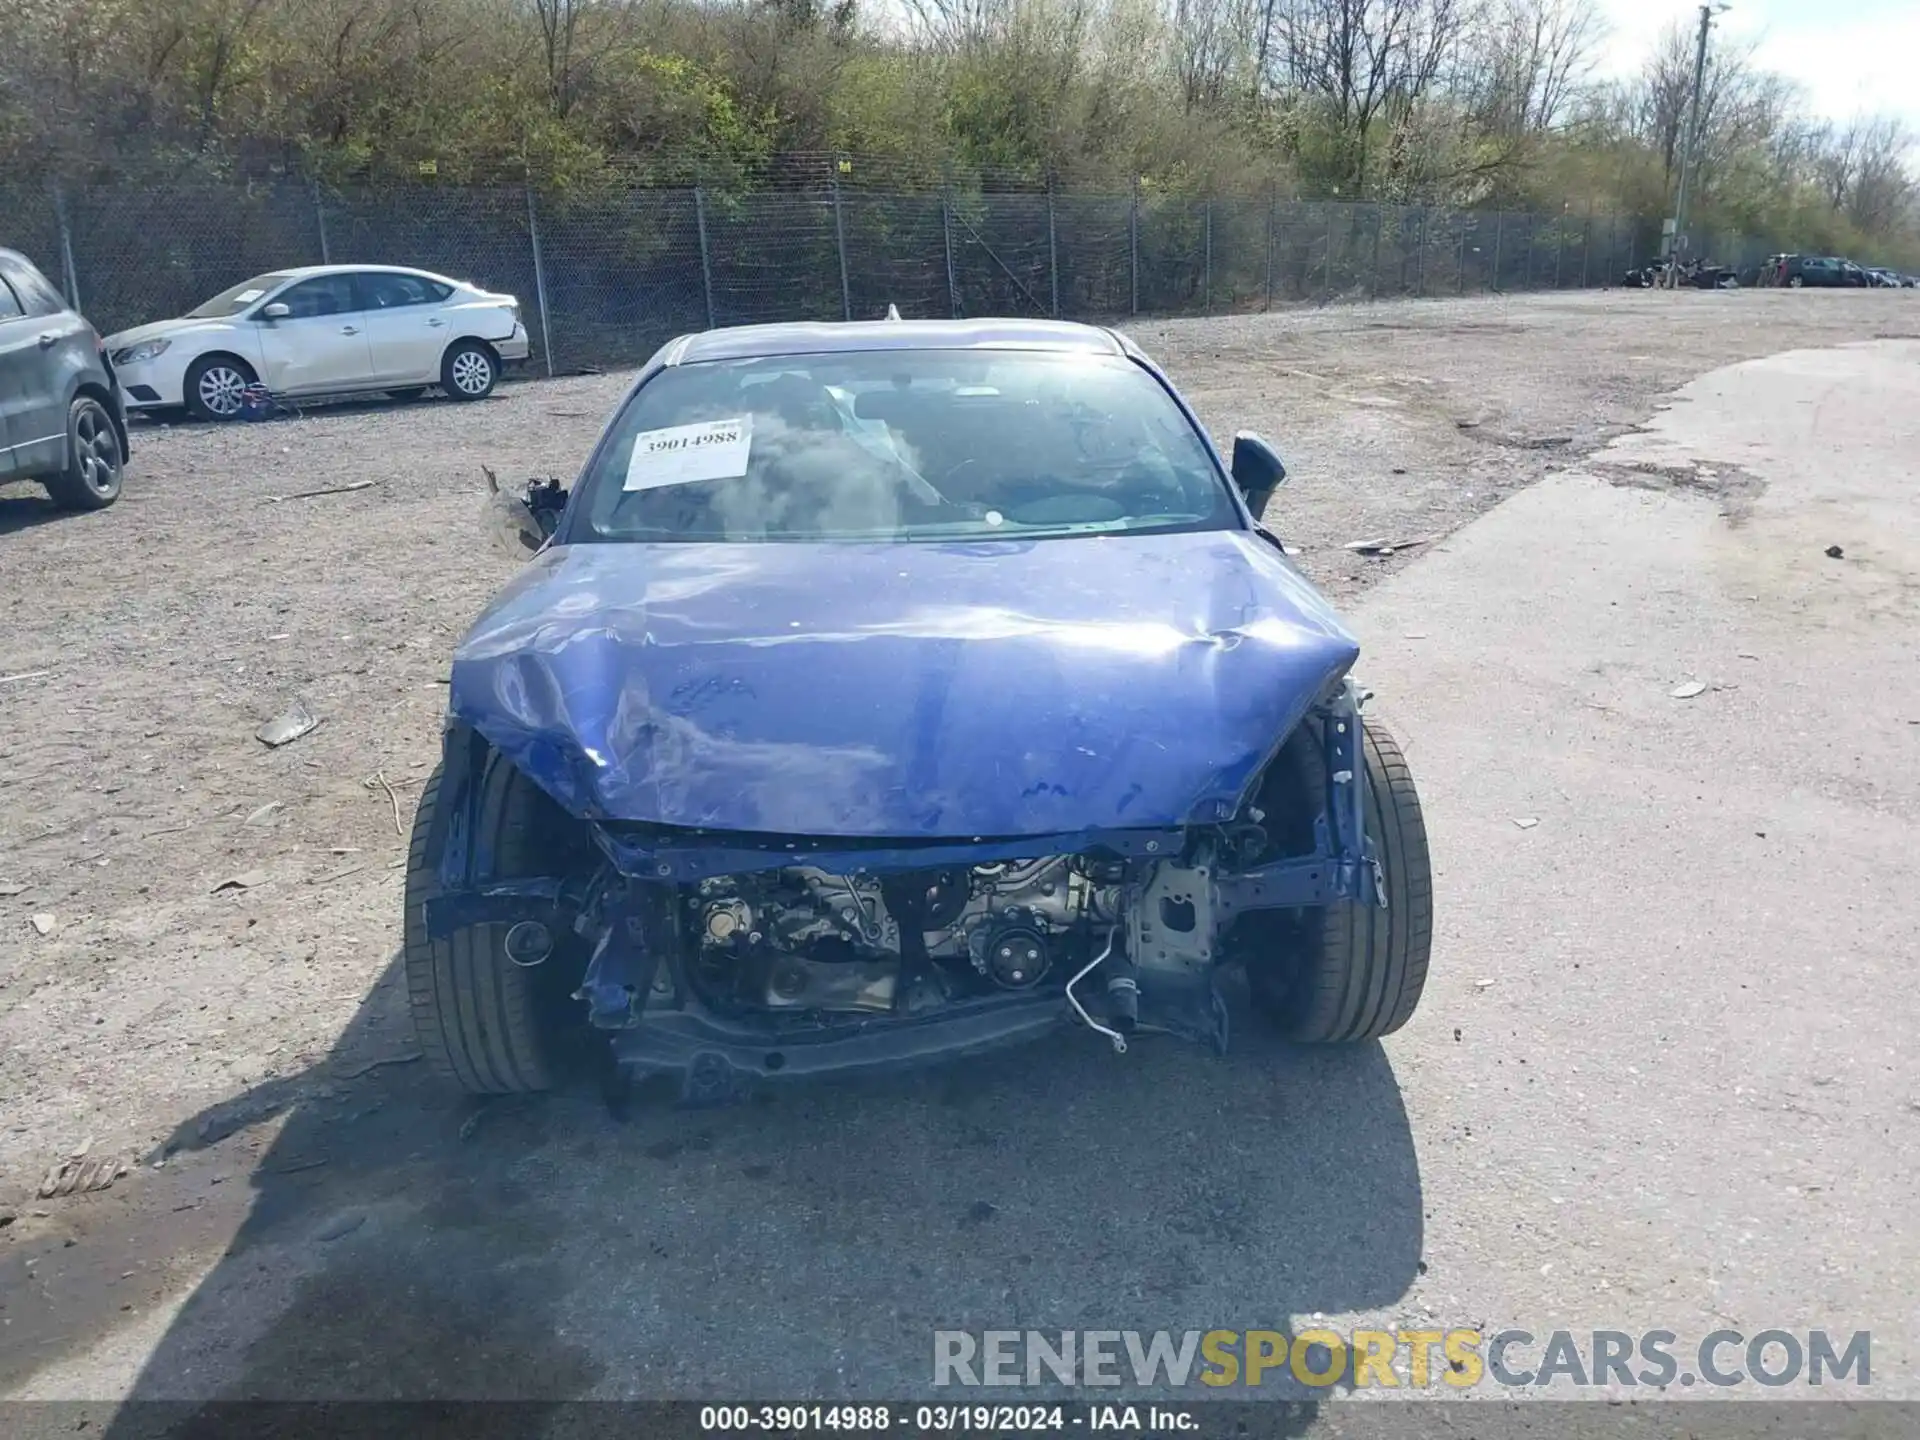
[111, 338, 171, 365]
[414, 681, 1398, 1107]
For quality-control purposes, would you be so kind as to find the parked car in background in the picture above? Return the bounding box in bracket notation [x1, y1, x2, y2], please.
[105, 265, 530, 420]
[1776, 255, 1869, 288]
[0, 248, 128, 511]
[1866, 267, 1904, 288]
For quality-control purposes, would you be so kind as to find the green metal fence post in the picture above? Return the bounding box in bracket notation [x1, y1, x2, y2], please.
[1130, 177, 1140, 316]
[1203, 199, 1212, 313]
[942, 195, 959, 318]
[694, 187, 716, 329]
[1047, 180, 1060, 319]
[830, 160, 852, 321]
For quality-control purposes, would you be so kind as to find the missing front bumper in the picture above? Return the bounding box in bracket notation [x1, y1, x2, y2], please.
[613, 994, 1068, 1104]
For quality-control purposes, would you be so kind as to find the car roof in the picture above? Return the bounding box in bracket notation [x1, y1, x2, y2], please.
[256, 263, 465, 285]
[666, 318, 1129, 365]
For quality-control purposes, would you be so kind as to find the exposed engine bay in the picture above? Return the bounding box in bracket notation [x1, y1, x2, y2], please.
[684, 854, 1177, 1020]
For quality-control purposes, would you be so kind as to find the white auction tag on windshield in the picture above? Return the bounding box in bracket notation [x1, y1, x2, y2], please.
[234, 289, 265, 303]
[623, 416, 752, 491]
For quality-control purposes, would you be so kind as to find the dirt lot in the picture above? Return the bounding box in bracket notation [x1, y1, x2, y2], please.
[2, 287, 1916, 1396]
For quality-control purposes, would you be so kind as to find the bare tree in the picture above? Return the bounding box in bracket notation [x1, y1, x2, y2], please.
[532, 0, 649, 118]
[1467, 0, 1602, 135]
[1269, 0, 1465, 190]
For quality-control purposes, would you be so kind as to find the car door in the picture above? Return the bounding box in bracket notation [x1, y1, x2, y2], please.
[0, 255, 76, 478]
[0, 273, 31, 478]
[358, 271, 455, 384]
[252, 273, 375, 395]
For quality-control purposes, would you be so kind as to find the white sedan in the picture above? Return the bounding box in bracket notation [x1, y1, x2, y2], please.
[105, 264, 531, 419]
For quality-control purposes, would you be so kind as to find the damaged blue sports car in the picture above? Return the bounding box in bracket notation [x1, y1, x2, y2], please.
[407, 319, 1432, 1102]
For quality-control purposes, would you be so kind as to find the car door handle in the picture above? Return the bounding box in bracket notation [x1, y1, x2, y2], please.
[38, 333, 57, 349]
[426, 318, 444, 327]
[341, 325, 360, 335]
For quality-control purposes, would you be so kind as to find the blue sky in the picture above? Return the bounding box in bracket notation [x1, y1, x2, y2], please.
[1594, 0, 1920, 130]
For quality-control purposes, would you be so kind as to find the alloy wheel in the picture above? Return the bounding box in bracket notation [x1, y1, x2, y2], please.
[74, 402, 120, 496]
[198, 364, 248, 418]
[450, 350, 493, 396]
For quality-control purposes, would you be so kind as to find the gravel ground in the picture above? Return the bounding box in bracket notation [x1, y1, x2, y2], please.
[0, 288, 1914, 1390]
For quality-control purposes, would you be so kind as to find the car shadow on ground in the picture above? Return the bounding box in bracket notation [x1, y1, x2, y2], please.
[125, 382, 528, 430]
[72, 950, 1421, 1426]
[0, 489, 86, 537]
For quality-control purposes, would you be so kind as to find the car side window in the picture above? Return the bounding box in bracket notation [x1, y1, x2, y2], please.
[275, 274, 358, 319]
[0, 277, 23, 320]
[0, 256, 67, 318]
[360, 273, 446, 309]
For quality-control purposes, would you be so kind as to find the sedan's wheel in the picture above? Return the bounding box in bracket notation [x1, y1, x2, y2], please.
[1245, 718, 1434, 1042]
[441, 341, 498, 401]
[44, 396, 124, 511]
[186, 355, 255, 421]
[404, 757, 593, 1093]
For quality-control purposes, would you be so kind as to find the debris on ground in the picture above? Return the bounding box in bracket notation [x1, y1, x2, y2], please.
[1474, 977, 1497, 989]
[30, 912, 57, 936]
[364, 770, 405, 836]
[1344, 535, 1435, 557]
[1669, 681, 1709, 699]
[256, 700, 321, 748]
[212, 869, 268, 893]
[1824, 544, 1844, 559]
[332, 1050, 422, 1080]
[39, 1140, 130, 1199]
[196, 1090, 291, 1144]
[265, 481, 375, 503]
[0, 669, 53, 686]
[314, 1211, 366, 1242]
[0, 881, 27, 896]
[244, 801, 283, 826]
[1512, 817, 1539, 829]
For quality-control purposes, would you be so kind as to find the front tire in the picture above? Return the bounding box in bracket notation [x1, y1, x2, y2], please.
[185, 354, 256, 421]
[404, 757, 591, 1093]
[43, 396, 124, 511]
[441, 341, 498, 402]
[1246, 719, 1434, 1042]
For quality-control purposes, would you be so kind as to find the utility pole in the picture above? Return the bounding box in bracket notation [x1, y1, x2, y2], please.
[1669, 3, 1723, 283]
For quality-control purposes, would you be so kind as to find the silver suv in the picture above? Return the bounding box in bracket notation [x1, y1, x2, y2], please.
[0, 248, 128, 511]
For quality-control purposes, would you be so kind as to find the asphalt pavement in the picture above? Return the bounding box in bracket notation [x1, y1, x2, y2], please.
[8, 338, 1917, 1423]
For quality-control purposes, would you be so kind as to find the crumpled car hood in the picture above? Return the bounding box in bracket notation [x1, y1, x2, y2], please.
[449, 532, 1359, 837]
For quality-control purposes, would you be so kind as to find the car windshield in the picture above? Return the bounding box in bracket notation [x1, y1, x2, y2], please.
[573, 349, 1237, 544]
[185, 273, 296, 318]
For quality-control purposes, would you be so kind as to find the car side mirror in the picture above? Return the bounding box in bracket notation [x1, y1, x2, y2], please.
[260, 302, 290, 321]
[1230, 432, 1287, 513]
[526, 478, 568, 539]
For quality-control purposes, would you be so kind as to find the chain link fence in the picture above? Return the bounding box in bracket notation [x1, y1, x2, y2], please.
[3, 177, 1672, 378]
